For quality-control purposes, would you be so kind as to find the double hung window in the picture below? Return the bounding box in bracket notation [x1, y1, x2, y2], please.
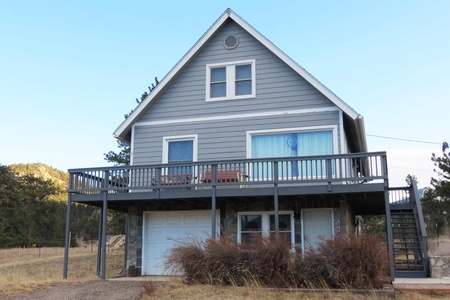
[238, 212, 294, 245]
[206, 60, 255, 101]
[162, 135, 197, 175]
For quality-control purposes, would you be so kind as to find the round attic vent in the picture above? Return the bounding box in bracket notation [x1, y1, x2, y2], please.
[223, 35, 238, 49]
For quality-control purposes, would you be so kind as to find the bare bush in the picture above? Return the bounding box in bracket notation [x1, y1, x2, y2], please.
[165, 233, 389, 290]
[301, 233, 389, 289]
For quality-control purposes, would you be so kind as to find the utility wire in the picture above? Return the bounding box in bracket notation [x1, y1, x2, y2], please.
[367, 134, 441, 145]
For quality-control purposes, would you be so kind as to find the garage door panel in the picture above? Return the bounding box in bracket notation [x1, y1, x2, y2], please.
[148, 215, 164, 225]
[142, 210, 220, 275]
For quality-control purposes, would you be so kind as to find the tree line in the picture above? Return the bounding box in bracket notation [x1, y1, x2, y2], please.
[0, 165, 123, 248]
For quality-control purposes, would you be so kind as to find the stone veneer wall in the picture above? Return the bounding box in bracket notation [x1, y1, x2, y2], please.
[430, 256, 450, 278]
[126, 206, 143, 276]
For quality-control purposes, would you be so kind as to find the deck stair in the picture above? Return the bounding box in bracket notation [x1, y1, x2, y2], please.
[390, 208, 427, 278]
[388, 182, 429, 278]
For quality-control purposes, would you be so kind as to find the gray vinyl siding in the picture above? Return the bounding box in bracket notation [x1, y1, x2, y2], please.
[132, 19, 344, 165]
[138, 19, 335, 122]
[132, 110, 340, 165]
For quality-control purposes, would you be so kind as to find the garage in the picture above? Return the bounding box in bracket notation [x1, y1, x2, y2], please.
[142, 210, 220, 275]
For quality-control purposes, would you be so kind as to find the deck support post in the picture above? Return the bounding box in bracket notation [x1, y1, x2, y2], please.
[124, 212, 129, 273]
[100, 191, 108, 280]
[96, 207, 103, 276]
[273, 162, 279, 236]
[211, 186, 217, 239]
[211, 164, 218, 239]
[385, 187, 395, 279]
[63, 194, 71, 279]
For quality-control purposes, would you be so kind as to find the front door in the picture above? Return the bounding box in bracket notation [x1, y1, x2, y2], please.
[301, 208, 333, 252]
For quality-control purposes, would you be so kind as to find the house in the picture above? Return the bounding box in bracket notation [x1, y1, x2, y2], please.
[63, 8, 429, 280]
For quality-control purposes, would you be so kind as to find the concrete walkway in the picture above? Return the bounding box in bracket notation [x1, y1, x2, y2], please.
[393, 277, 450, 291]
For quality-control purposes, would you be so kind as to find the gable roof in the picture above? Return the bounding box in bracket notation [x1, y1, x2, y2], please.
[114, 8, 367, 152]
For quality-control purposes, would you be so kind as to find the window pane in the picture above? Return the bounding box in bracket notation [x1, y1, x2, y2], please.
[241, 232, 262, 244]
[297, 131, 333, 156]
[236, 65, 251, 80]
[297, 131, 333, 177]
[236, 81, 251, 95]
[168, 140, 193, 162]
[241, 215, 262, 231]
[270, 214, 291, 231]
[251, 131, 333, 178]
[211, 83, 226, 97]
[211, 67, 226, 82]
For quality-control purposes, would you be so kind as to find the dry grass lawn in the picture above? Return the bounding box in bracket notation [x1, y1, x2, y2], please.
[0, 247, 124, 297]
[140, 280, 447, 300]
[0, 246, 447, 299]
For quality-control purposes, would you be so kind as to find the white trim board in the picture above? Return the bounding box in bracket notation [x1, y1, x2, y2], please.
[133, 107, 339, 128]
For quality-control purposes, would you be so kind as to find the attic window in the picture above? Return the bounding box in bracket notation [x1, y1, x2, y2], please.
[223, 35, 238, 49]
[206, 60, 256, 101]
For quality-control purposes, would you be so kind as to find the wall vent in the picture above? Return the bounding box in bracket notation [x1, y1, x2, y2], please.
[223, 35, 238, 50]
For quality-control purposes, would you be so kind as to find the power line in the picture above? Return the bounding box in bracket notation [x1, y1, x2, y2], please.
[389, 165, 435, 173]
[367, 134, 441, 145]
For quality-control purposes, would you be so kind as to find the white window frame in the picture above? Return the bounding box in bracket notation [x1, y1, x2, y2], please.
[246, 125, 338, 158]
[162, 134, 198, 164]
[237, 211, 294, 247]
[206, 59, 256, 101]
[246, 126, 338, 180]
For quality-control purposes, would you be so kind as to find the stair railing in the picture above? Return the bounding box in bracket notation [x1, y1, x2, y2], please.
[410, 181, 429, 276]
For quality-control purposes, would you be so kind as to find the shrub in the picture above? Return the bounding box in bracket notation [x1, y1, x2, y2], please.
[301, 233, 389, 289]
[165, 233, 389, 290]
[164, 236, 208, 284]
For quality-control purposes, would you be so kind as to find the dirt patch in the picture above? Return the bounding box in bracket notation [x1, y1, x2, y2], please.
[1, 280, 144, 300]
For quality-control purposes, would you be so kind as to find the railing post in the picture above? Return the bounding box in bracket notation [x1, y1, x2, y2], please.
[326, 158, 332, 192]
[155, 167, 162, 198]
[381, 154, 389, 188]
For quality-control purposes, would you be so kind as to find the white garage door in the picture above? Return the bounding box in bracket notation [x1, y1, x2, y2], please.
[142, 210, 220, 275]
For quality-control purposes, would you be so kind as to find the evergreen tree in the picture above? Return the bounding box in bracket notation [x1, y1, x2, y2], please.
[421, 142, 450, 237]
[103, 79, 160, 235]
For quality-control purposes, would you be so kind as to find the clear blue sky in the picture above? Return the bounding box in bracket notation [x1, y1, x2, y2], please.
[1, 1, 449, 187]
